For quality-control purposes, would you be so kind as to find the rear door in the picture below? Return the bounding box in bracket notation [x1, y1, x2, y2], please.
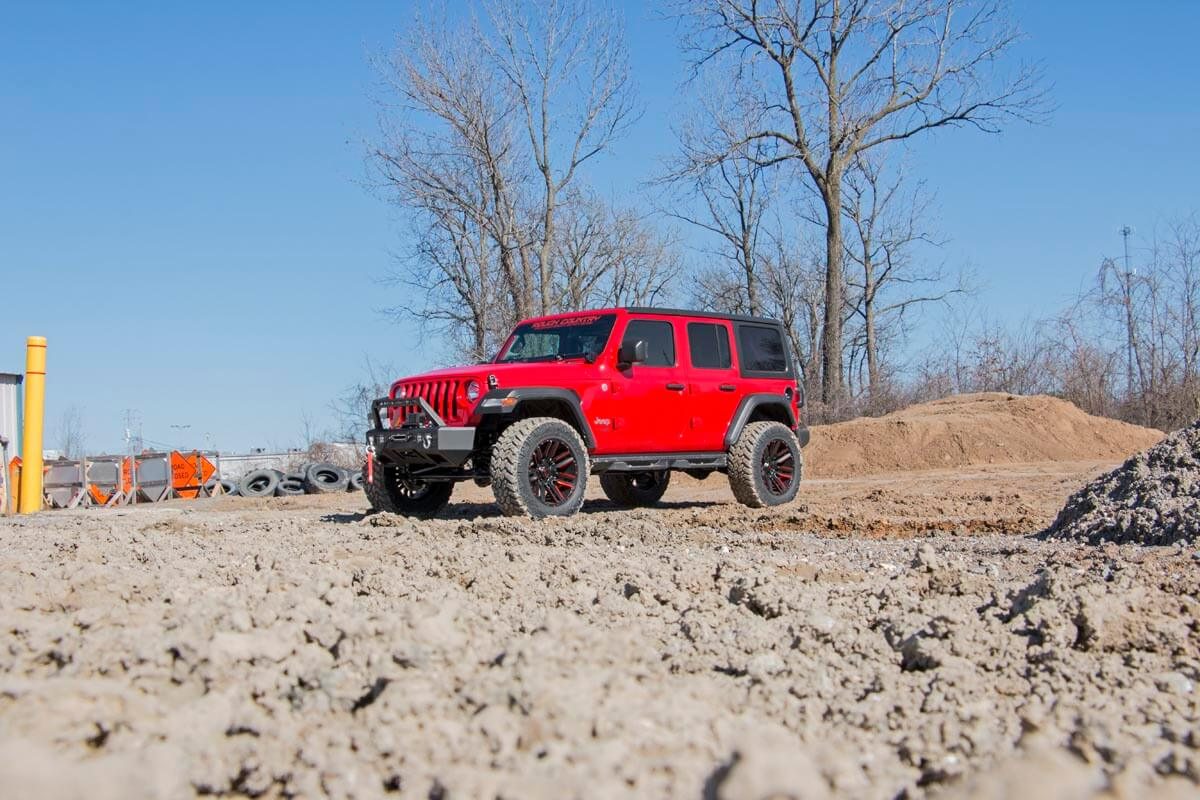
[681, 319, 740, 451]
[601, 316, 688, 453]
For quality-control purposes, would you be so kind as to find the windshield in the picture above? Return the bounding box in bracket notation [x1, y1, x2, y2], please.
[496, 313, 617, 363]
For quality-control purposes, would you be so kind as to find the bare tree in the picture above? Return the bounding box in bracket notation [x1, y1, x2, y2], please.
[761, 232, 828, 393]
[664, 120, 776, 315]
[555, 194, 682, 308]
[56, 405, 87, 459]
[374, 2, 650, 360]
[841, 155, 962, 398]
[330, 356, 398, 443]
[488, 0, 639, 315]
[677, 0, 1045, 410]
[374, 14, 526, 355]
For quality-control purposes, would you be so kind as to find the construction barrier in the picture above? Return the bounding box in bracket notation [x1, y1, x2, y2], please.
[170, 450, 219, 499]
[44, 459, 88, 509]
[135, 452, 173, 503]
[86, 456, 132, 507]
[3, 450, 224, 511]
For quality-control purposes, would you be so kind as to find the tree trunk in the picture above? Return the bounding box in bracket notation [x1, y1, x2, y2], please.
[742, 234, 760, 315]
[821, 178, 844, 410]
[539, 176, 556, 315]
[865, 272, 879, 396]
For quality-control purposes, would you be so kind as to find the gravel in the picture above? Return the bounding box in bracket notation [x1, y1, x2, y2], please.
[1042, 418, 1200, 546]
[1, 485, 1197, 799]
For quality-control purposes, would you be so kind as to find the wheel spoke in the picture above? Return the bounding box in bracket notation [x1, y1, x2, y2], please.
[526, 436, 579, 507]
[760, 440, 796, 496]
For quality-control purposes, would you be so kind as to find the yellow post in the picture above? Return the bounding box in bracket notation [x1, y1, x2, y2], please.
[18, 336, 46, 514]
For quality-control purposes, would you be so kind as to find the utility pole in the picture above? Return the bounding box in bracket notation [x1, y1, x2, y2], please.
[123, 409, 143, 455]
[1120, 226, 1135, 400]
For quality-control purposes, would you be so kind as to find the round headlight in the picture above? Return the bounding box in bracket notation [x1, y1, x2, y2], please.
[395, 385, 406, 398]
[466, 380, 481, 401]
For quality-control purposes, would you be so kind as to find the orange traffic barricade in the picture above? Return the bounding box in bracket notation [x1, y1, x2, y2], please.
[170, 450, 219, 499]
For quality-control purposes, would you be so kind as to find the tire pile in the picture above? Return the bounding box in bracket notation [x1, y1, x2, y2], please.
[225, 462, 364, 499]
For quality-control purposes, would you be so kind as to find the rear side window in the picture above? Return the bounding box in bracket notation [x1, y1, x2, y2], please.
[623, 320, 675, 366]
[687, 322, 732, 369]
[737, 324, 788, 374]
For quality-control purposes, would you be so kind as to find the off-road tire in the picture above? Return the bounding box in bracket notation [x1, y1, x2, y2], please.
[364, 464, 454, 516]
[491, 417, 589, 518]
[600, 470, 670, 508]
[727, 421, 803, 508]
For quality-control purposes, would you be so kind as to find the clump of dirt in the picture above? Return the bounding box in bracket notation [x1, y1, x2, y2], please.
[807, 393, 1162, 478]
[1042, 417, 1200, 546]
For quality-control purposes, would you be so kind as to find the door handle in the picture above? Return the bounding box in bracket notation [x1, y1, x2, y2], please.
[719, 384, 736, 392]
[665, 382, 685, 391]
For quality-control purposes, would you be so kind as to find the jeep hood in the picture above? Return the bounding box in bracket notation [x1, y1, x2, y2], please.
[391, 359, 594, 392]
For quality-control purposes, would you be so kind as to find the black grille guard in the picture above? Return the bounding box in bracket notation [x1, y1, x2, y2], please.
[369, 396, 445, 430]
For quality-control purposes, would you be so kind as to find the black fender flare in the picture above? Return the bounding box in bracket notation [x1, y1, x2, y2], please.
[472, 387, 596, 448]
[723, 393, 798, 450]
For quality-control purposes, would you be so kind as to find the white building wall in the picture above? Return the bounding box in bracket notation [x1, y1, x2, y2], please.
[216, 452, 292, 481]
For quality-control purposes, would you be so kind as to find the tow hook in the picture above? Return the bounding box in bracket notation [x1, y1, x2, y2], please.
[366, 446, 375, 484]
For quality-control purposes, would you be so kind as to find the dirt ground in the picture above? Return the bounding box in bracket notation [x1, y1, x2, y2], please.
[1, 461, 1197, 799]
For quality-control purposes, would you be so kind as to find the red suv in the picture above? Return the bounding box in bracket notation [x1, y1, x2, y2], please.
[365, 307, 809, 517]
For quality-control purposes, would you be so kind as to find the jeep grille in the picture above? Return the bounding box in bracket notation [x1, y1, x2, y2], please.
[396, 380, 464, 426]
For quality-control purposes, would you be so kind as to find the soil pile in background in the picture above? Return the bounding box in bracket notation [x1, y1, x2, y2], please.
[806, 393, 1162, 478]
[1041, 417, 1200, 545]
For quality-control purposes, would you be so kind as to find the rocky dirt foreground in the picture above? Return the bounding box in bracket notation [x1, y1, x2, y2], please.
[0, 471, 1198, 799]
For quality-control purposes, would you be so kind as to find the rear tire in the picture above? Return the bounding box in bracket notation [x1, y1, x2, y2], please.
[727, 421, 802, 508]
[600, 470, 670, 508]
[364, 464, 453, 516]
[491, 417, 589, 518]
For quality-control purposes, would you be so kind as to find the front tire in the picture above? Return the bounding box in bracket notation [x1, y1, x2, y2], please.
[600, 470, 670, 507]
[364, 464, 453, 516]
[491, 417, 589, 518]
[727, 421, 802, 508]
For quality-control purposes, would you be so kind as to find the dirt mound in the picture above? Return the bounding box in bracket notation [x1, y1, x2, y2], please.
[806, 393, 1162, 478]
[1042, 418, 1200, 546]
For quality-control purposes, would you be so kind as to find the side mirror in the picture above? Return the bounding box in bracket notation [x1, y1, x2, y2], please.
[618, 339, 647, 366]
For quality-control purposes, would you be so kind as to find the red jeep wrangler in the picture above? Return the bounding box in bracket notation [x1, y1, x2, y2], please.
[365, 307, 809, 518]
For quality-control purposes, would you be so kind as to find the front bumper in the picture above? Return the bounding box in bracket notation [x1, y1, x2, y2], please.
[367, 397, 476, 467]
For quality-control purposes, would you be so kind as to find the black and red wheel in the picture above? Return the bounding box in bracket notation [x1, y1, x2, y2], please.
[364, 464, 454, 516]
[600, 470, 670, 508]
[491, 417, 590, 517]
[727, 421, 803, 508]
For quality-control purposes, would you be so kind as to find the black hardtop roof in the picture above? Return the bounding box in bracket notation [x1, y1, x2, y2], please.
[624, 307, 784, 327]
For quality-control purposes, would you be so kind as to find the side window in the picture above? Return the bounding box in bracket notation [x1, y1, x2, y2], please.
[623, 320, 675, 367]
[737, 325, 788, 373]
[687, 322, 732, 369]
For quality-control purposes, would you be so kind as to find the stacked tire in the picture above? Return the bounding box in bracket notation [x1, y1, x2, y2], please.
[236, 463, 365, 498]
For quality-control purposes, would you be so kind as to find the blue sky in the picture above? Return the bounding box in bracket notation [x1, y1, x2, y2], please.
[1, 1, 1197, 453]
